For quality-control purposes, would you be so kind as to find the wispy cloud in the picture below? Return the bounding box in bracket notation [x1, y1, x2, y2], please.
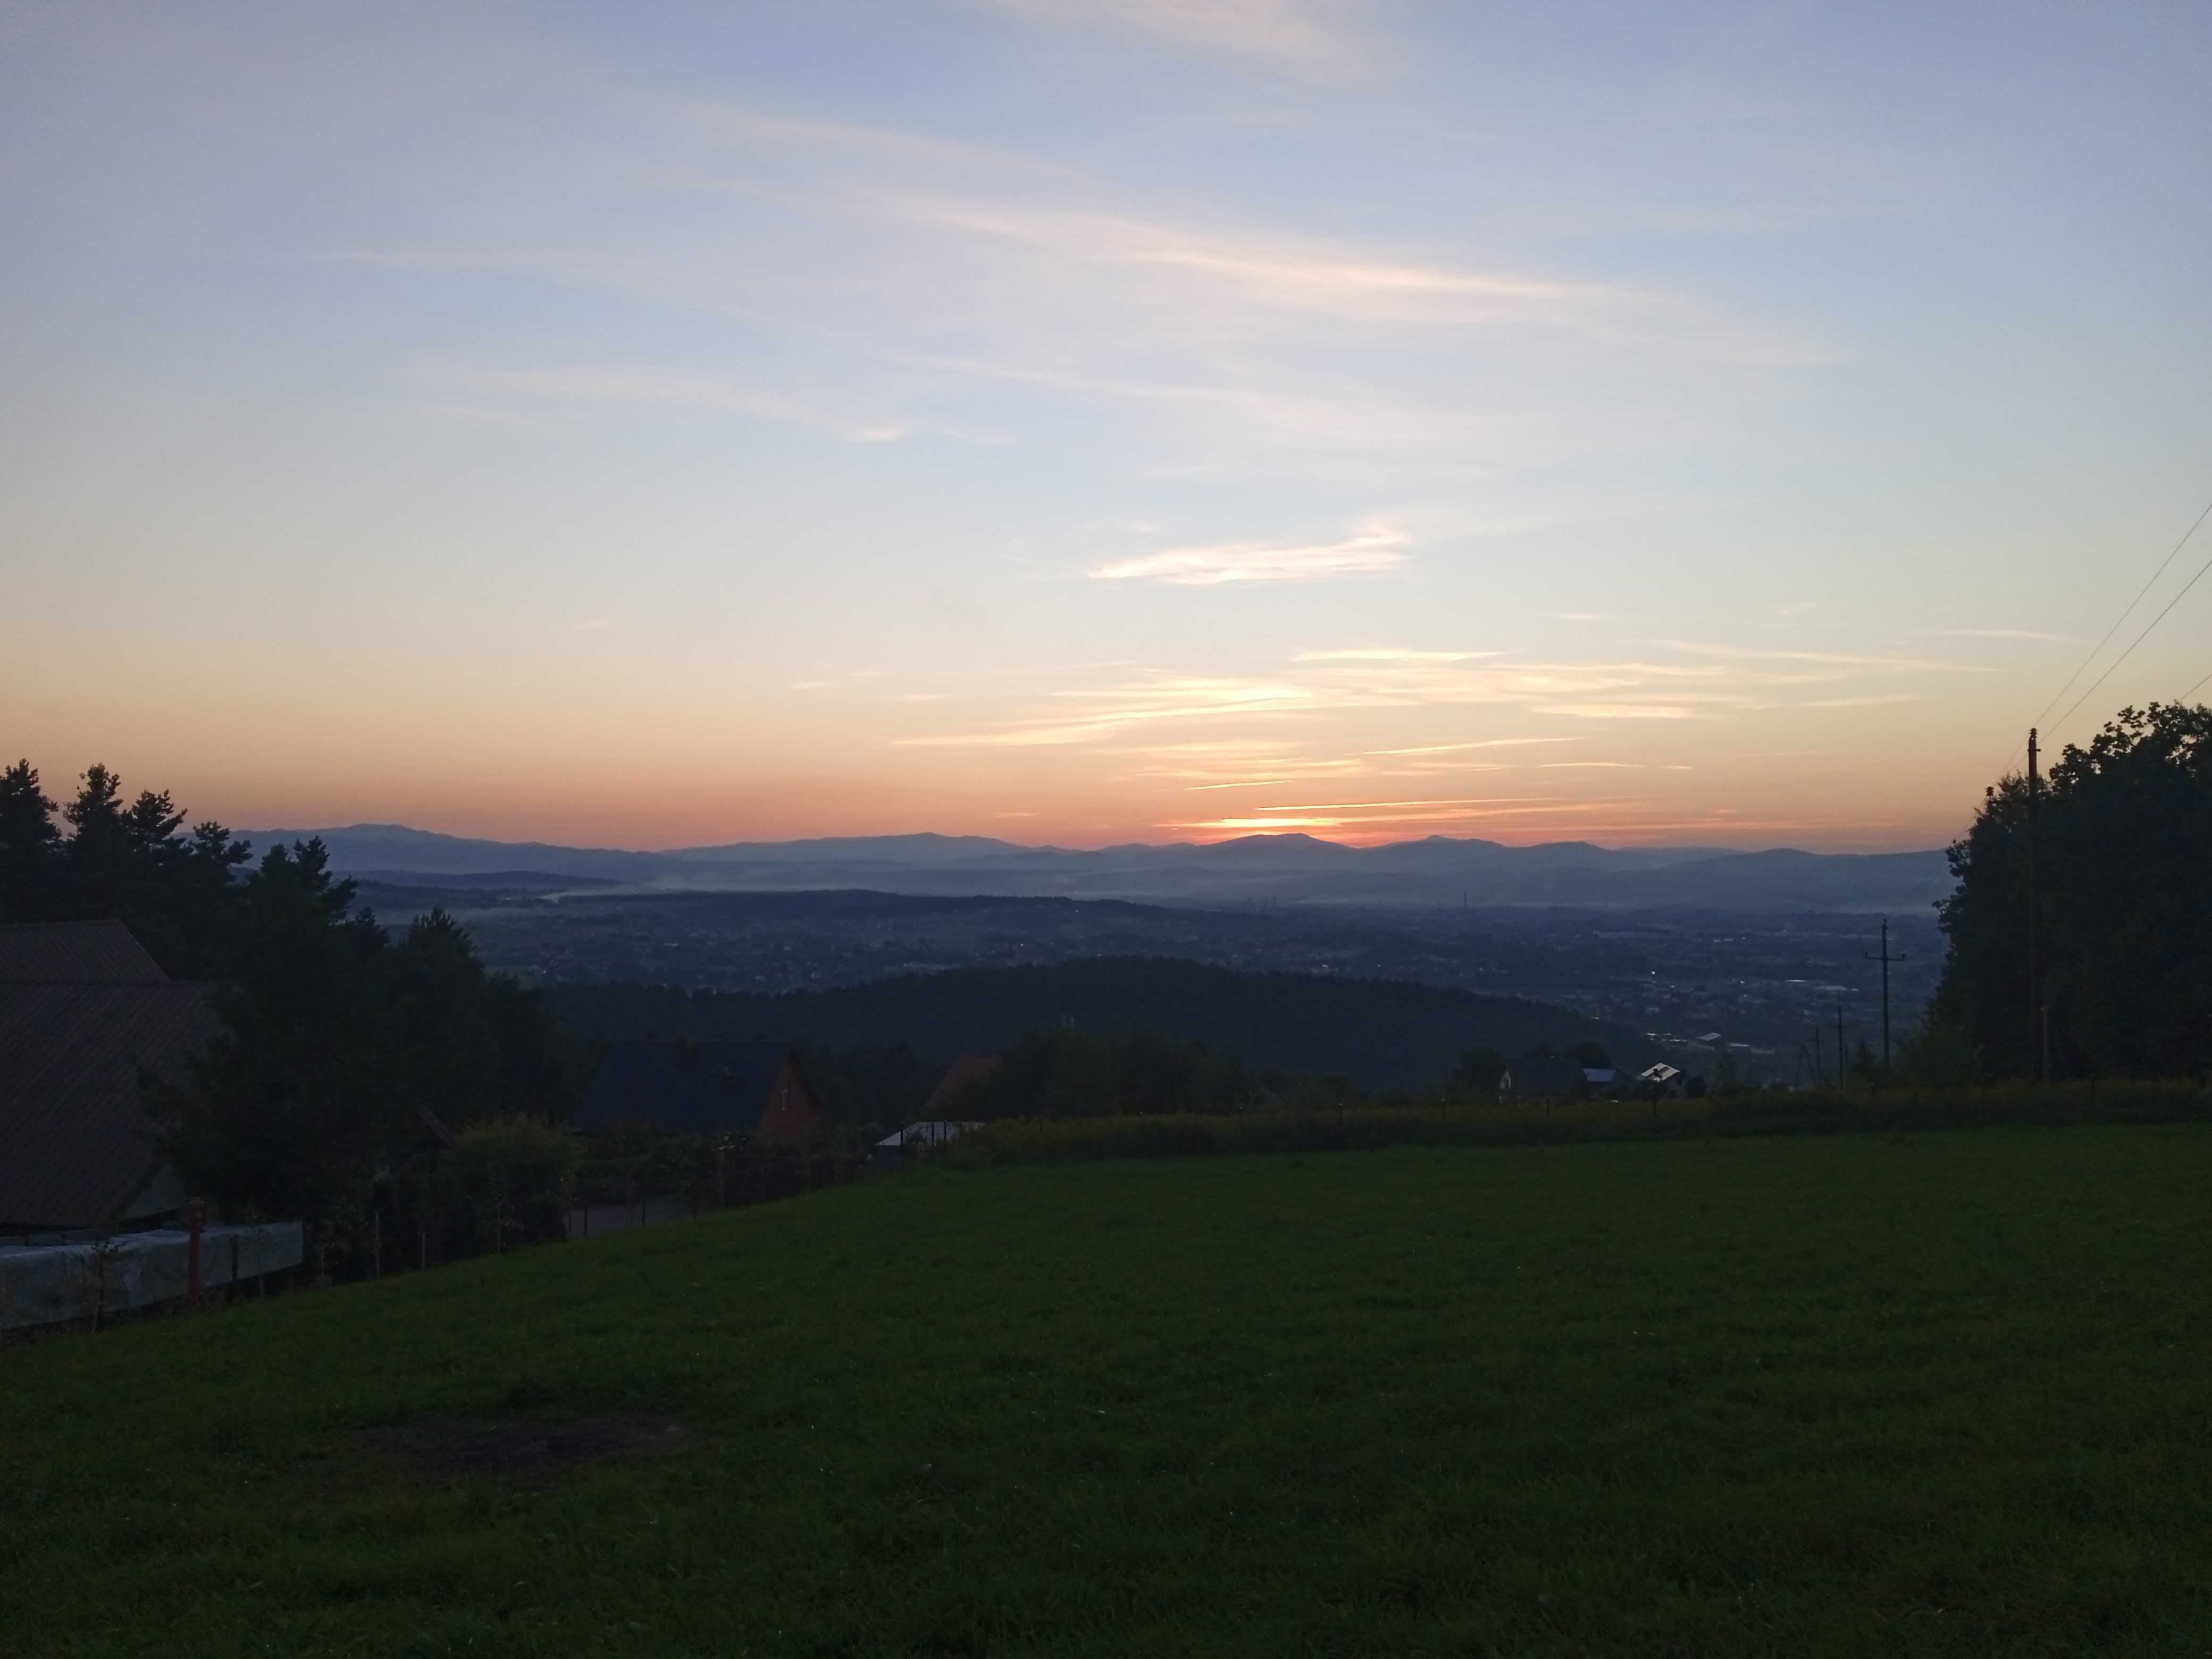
[1667, 642, 1991, 674]
[975, 0, 1376, 72]
[894, 674, 1324, 747]
[881, 195, 1712, 338]
[1782, 693, 1923, 709]
[1298, 647, 1497, 665]
[1248, 795, 1557, 812]
[1365, 737, 1586, 755]
[896, 630, 1990, 756]
[663, 96, 1056, 177]
[408, 362, 1010, 446]
[1534, 703, 1707, 720]
[359, 85, 1830, 480]
[1930, 627, 2076, 642]
[1090, 526, 1408, 585]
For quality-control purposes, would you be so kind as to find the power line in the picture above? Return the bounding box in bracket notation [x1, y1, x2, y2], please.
[1988, 493, 2212, 781]
[2184, 665, 2212, 703]
[2048, 533, 2212, 738]
[2035, 495, 2212, 728]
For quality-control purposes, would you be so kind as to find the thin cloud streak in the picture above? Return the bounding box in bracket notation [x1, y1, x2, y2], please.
[410, 361, 1012, 446]
[977, 0, 1377, 71]
[875, 192, 1821, 356]
[1668, 642, 1993, 673]
[1299, 648, 1498, 664]
[1090, 526, 1408, 585]
[1250, 795, 1557, 811]
[1366, 738, 1586, 755]
[900, 634, 1991, 753]
[1783, 693, 1923, 709]
[1533, 703, 1708, 720]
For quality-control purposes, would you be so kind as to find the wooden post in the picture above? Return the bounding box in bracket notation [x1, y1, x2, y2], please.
[185, 1197, 206, 1313]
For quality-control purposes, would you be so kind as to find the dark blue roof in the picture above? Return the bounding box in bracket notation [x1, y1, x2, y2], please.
[575, 1040, 793, 1134]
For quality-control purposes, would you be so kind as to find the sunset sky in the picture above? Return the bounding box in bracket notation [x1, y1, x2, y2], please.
[5, 2, 2208, 851]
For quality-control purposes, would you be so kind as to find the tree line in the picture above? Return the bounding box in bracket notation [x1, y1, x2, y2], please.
[548, 956, 1649, 1092]
[2, 759, 588, 1233]
[1926, 704, 2209, 1079]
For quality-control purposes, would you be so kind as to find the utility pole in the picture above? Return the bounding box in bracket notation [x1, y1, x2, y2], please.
[2026, 727, 2042, 1081]
[1864, 919, 1906, 1074]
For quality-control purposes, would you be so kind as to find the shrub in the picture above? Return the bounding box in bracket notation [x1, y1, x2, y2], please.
[440, 1116, 580, 1253]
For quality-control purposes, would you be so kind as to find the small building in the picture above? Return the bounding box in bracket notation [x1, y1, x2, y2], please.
[574, 1039, 821, 1145]
[872, 1119, 982, 1171]
[1638, 1062, 1686, 1099]
[0, 921, 219, 1236]
[1582, 1066, 1622, 1096]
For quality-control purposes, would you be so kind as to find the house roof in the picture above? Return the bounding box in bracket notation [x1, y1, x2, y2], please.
[0, 920, 167, 984]
[1582, 1067, 1620, 1086]
[574, 1040, 800, 1135]
[921, 1053, 1001, 1116]
[0, 980, 221, 1229]
[1640, 1062, 1682, 1084]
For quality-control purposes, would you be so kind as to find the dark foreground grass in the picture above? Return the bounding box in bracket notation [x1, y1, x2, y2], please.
[6, 1128, 2210, 1657]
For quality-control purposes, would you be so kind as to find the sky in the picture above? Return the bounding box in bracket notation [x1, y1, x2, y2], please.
[4, 1, 2208, 852]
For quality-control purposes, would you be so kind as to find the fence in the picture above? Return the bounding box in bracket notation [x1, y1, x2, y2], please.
[565, 1142, 859, 1241]
[0, 1222, 304, 1333]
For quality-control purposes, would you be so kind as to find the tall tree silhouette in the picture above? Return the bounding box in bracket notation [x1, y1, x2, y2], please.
[0, 759, 61, 920]
[1932, 703, 2211, 1076]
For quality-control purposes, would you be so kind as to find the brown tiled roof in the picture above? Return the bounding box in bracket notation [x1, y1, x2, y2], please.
[922, 1053, 1001, 1116]
[0, 980, 221, 1231]
[0, 920, 167, 984]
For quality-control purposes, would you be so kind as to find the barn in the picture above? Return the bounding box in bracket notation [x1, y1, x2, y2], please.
[0, 921, 219, 1236]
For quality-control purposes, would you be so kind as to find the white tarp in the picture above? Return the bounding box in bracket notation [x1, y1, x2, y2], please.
[0, 1222, 304, 1330]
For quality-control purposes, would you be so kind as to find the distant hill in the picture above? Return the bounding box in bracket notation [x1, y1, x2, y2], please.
[547, 956, 1658, 1092]
[245, 824, 663, 883]
[246, 823, 1953, 914]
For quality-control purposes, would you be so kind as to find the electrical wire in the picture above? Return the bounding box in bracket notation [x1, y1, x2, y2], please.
[1987, 492, 2212, 777]
[2182, 665, 2211, 702]
[2048, 536, 2212, 737]
[2035, 495, 2212, 728]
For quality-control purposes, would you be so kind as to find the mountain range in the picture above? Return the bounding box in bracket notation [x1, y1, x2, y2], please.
[245, 824, 1955, 914]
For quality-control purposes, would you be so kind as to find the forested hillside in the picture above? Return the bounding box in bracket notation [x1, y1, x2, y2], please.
[548, 956, 1655, 1091]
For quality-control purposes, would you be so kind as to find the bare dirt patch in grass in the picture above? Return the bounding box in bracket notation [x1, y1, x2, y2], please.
[358, 1412, 683, 1480]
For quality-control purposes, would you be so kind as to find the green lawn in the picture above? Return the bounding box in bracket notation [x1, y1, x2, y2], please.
[7, 1128, 2210, 1656]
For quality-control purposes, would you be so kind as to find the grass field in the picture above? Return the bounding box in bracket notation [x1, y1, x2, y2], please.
[7, 1127, 2211, 1656]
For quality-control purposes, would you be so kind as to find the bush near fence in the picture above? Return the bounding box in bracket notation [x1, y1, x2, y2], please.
[573, 1126, 864, 1227]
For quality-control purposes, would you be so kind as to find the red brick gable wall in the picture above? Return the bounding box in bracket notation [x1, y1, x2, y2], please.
[755, 1054, 819, 1146]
